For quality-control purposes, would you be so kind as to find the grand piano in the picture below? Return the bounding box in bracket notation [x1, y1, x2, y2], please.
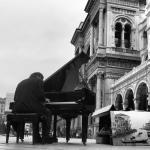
[44, 52, 95, 145]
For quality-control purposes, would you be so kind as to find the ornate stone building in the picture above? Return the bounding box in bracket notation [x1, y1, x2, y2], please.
[111, 0, 150, 111]
[71, 0, 147, 136]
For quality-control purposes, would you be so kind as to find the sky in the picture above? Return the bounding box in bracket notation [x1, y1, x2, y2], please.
[0, 0, 87, 97]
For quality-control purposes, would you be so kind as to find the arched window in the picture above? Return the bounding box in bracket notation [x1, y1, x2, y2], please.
[124, 24, 131, 48]
[115, 18, 132, 49]
[115, 23, 122, 47]
[136, 82, 148, 111]
[143, 31, 147, 48]
[124, 89, 134, 110]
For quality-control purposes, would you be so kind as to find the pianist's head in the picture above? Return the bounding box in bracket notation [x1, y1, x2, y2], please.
[30, 72, 44, 81]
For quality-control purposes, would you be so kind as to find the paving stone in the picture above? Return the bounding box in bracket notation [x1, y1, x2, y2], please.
[0, 135, 150, 150]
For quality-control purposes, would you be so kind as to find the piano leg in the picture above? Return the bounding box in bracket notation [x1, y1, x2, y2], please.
[82, 113, 88, 145]
[66, 118, 71, 143]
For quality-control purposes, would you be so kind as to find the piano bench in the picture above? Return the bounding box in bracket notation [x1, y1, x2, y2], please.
[6, 113, 40, 144]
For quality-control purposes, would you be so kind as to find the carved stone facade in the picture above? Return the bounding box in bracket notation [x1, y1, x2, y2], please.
[111, 61, 150, 110]
[111, 0, 150, 111]
[71, 0, 147, 137]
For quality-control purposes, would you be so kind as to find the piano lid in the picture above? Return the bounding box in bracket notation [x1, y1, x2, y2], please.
[44, 52, 89, 92]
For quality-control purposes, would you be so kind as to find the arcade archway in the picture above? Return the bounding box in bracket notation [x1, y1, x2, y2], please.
[136, 82, 148, 110]
[124, 89, 134, 110]
[115, 94, 123, 110]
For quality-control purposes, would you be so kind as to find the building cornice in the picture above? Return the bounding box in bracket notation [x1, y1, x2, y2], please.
[84, 0, 95, 13]
[81, 15, 90, 34]
[71, 28, 82, 45]
[71, 15, 90, 45]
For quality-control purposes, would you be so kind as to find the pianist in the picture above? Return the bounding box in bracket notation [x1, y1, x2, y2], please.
[12, 72, 53, 144]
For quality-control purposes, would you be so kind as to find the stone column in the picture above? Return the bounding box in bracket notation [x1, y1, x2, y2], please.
[71, 119, 75, 130]
[121, 26, 125, 48]
[147, 30, 150, 59]
[96, 71, 103, 109]
[147, 92, 150, 111]
[74, 118, 78, 129]
[134, 98, 140, 111]
[87, 79, 92, 90]
[79, 46, 82, 53]
[131, 28, 136, 49]
[98, 8, 103, 46]
[90, 25, 94, 56]
[102, 73, 105, 107]
[146, 0, 150, 59]
[78, 115, 82, 128]
[111, 25, 115, 47]
[123, 99, 129, 111]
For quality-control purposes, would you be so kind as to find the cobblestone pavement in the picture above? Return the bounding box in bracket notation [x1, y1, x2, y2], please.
[0, 135, 150, 150]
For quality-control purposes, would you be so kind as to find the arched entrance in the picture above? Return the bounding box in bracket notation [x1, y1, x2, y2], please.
[115, 94, 123, 110]
[124, 89, 134, 110]
[136, 82, 148, 110]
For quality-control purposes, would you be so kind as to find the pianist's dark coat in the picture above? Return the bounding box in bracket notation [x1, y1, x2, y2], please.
[13, 76, 46, 113]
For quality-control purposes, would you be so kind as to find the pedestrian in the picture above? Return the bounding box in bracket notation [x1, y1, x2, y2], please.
[12, 72, 53, 143]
